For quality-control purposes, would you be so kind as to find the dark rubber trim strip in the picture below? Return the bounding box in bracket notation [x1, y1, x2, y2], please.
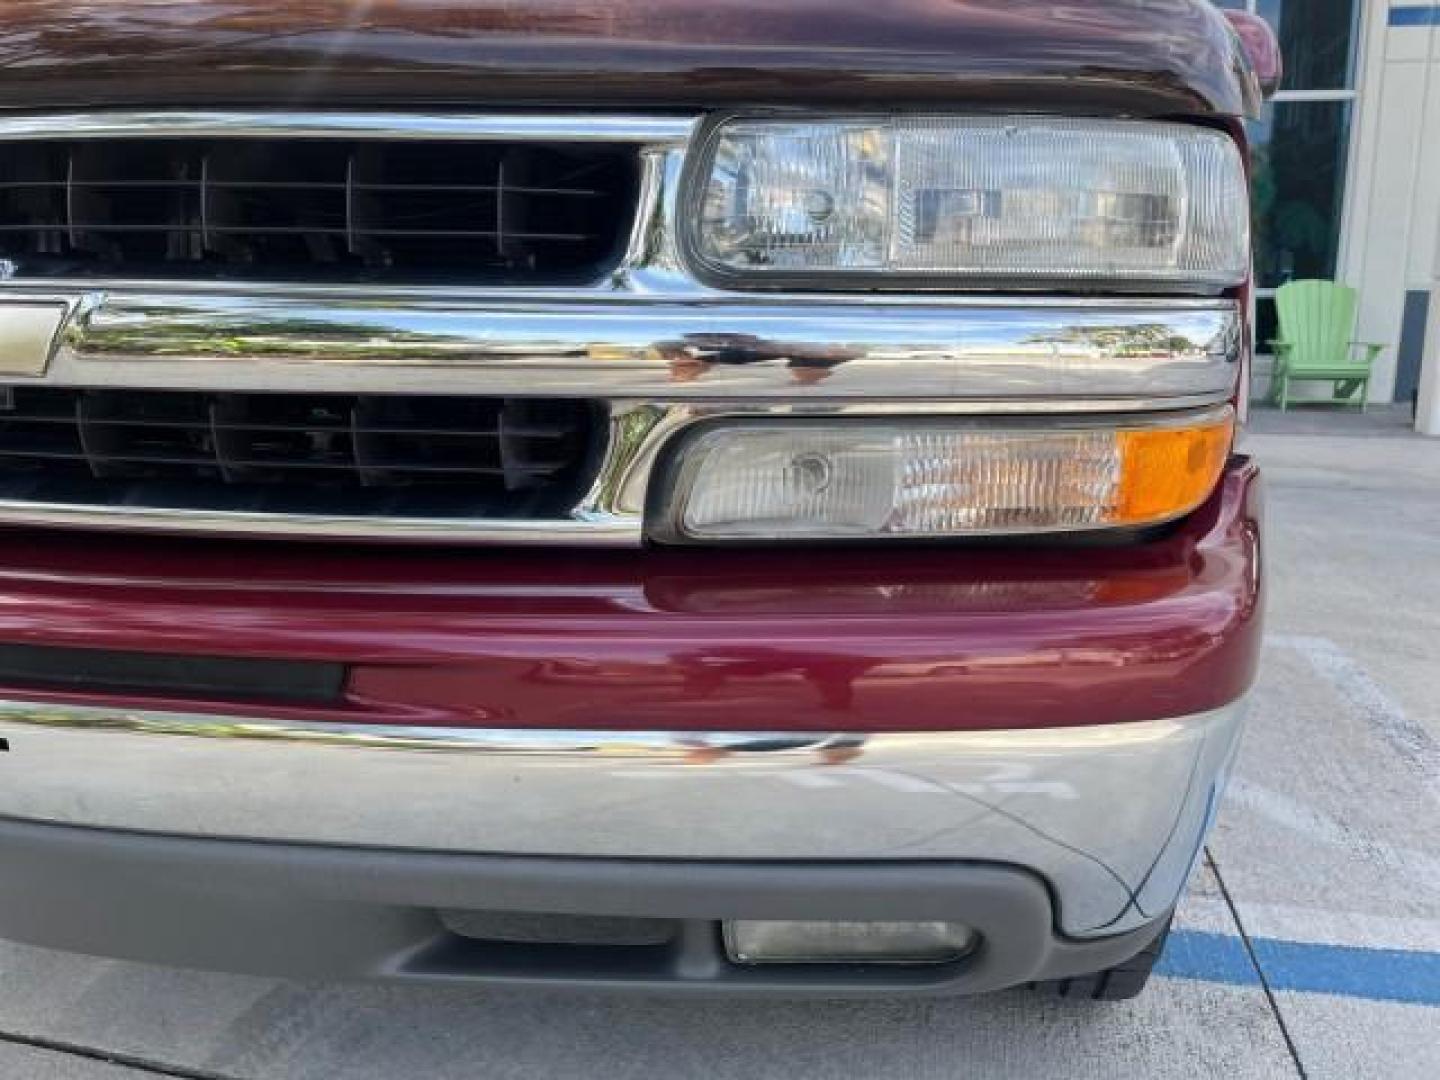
[0, 642, 344, 704]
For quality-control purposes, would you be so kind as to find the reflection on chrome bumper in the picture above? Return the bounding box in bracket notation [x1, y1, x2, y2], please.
[40, 291, 1241, 403]
[0, 699, 1246, 937]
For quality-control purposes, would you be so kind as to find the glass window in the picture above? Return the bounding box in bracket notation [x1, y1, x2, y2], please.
[1194, 3, 1361, 356]
[1250, 100, 1353, 289]
[1257, 0, 1359, 91]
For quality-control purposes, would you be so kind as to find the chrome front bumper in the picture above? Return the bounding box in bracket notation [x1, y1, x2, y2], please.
[0, 699, 1245, 938]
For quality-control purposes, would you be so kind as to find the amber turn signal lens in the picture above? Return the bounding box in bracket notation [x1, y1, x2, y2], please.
[1113, 412, 1235, 526]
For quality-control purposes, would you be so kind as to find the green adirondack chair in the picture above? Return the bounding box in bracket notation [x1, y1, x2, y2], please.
[1269, 280, 1386, 411]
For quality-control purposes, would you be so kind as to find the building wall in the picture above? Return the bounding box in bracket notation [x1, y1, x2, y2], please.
[1344, 0, 1440, 409]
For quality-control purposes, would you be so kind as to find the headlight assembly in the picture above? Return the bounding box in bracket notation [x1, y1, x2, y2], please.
[685, 117, 1249, 289]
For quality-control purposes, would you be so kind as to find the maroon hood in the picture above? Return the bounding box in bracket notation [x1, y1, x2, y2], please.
[0, 0, 1259, 116]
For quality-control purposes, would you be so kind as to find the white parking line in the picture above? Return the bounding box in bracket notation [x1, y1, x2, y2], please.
[1268, 634, 1440, 799]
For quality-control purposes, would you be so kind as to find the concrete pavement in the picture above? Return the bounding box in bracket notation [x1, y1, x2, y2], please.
[1, 413, 1437, 1078]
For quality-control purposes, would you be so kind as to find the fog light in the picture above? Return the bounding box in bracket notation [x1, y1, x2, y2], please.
[724, 920, 977, 965]
[655, 408, 1234, 541]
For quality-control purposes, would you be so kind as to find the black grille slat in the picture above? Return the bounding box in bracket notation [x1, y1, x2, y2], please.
[0, 388, 600, 520]
[0, 138, 638, 283]
[0, 448, 569, 475]
[0, 413, 574, 438]
[0, 181, 609, 196]
[0, 225, 598, 240]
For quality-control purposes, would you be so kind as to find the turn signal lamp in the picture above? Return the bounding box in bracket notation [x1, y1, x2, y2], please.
[653, 409, 1234, 542]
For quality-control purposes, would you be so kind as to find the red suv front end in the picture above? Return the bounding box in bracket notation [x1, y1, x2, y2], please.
[0, 0, 1266, 998]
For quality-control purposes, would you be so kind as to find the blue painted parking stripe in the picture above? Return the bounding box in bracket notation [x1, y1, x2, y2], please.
[1390, 5, 1440, 28]
[1160, 930, 1440, 1007]
[1253, 938, 1440, 1007]
[1157, 930, 1261, 987]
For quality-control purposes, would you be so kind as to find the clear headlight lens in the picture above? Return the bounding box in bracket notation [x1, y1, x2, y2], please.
[689, 117, 1249, 286]
[655, 410, 1234, 542]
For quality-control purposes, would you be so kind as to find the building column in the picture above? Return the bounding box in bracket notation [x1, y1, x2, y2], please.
[1344, 2, 1439, 414]
[1418, 283, 1440, 434]
[1412, 13, 1440, 437]
[1416, 4, 1440, 435]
